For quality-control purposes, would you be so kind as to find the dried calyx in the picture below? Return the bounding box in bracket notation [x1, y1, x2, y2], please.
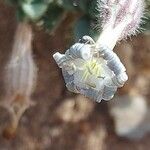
[1, 23, 37, 138]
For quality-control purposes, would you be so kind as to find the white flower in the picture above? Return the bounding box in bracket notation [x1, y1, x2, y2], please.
[53, 36, 128, 102]
[52, 0, 145, 102]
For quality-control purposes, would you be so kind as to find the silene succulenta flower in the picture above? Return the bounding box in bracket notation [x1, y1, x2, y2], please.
[53, 0, 144, 102]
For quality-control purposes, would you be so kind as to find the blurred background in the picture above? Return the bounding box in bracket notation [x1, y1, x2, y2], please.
[0, 0, 150, 149]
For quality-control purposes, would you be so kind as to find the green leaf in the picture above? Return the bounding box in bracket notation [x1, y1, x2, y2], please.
[74, 15, 100, 41]
[87, 0, 101, 19]
[5, 0, 19, 5]
[16, 7, 28, 21]
[57, 0, 77, 11]
[74, 15, 90, 40]
[40, 3, 64, 31]
[77, 0, 89, 13]
[21, 2, 48, 20]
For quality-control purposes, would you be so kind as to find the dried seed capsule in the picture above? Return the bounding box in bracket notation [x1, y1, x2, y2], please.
[5, 23, 37, 98]
[1, 22, 37, 138]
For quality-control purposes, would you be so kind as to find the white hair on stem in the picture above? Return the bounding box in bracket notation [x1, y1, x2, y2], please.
[96, 0, 145, 50]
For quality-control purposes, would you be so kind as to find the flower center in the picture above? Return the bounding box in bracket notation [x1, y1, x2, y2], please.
[82, 59, 102, 81]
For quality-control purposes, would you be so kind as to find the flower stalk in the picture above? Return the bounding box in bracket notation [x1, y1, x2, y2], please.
[96, 0, 145, 50]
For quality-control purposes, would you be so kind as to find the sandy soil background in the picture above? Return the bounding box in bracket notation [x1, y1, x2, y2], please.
[0, 1, 150, 150]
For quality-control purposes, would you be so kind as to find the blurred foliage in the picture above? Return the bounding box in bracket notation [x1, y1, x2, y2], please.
[39, 3, 64, 32]
[144, 0, 150, 30]
[74, 15, 100, 41]
[5, 0, 150, 40]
